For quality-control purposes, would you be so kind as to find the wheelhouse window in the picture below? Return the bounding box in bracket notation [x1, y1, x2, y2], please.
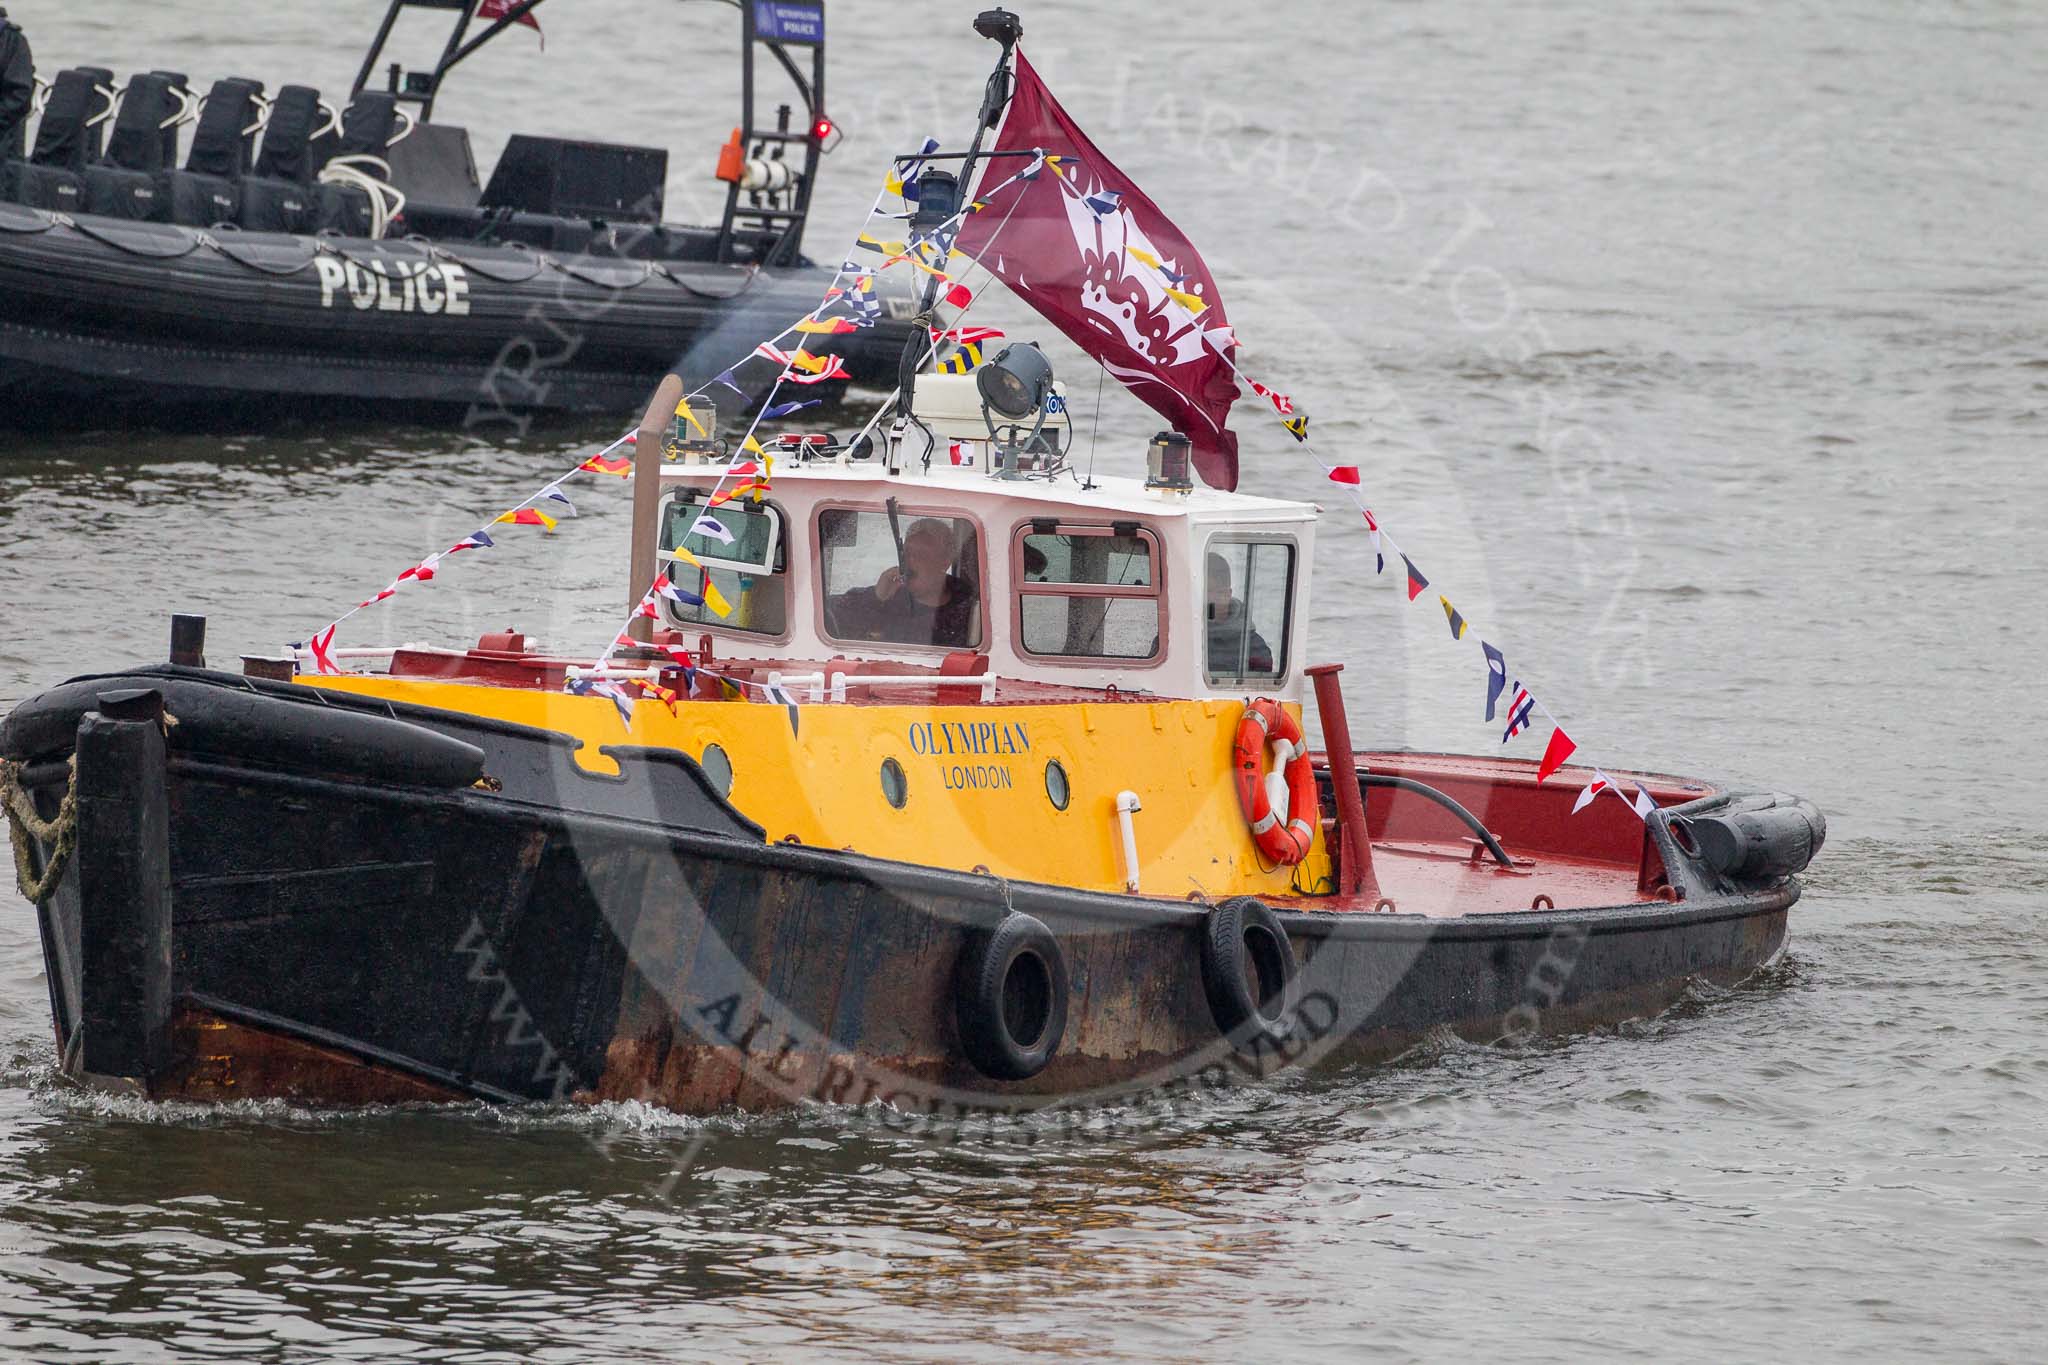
[819, 507, 984, 650]
[1015, 522, 1163, 662]
[1204, 538, 1294, 683]
[659, 495, 788, 636]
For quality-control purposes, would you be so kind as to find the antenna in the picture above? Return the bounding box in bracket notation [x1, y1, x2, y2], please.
[1083, 362, 1105, 490]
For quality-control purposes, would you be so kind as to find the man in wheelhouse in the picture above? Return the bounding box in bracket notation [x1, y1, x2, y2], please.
[831, 517, 979, 648]
[1206, 551, 1273, 676]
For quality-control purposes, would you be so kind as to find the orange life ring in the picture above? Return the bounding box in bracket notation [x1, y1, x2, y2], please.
[1233, 700, 1319, 866]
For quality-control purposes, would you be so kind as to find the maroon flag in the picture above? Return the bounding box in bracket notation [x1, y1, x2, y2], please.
[476, 0, 544, 46]
[954, 52, 1242, 489]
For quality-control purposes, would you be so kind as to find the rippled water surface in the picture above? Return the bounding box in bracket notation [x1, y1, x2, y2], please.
[3, 0, 2046, 1358]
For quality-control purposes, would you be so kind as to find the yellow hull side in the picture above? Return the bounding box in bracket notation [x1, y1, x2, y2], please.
[302, 677, 1332, 899]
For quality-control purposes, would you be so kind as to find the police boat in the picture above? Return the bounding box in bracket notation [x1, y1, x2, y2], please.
[0, 0, 916, 428]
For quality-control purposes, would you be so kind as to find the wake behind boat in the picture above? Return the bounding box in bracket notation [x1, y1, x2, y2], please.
[0, 9, 1822, 1115]
[0, 0, 916, 426]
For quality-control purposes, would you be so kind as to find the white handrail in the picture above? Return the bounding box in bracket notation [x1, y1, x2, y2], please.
[565, 664, 664, 682]
[287, 658, 997, 695]
[287, 645, 402, 664]
[160, 84, 201, 131]
[242, 93, 273, 139]
[563, 665, 999, 702]
[86, 83, 120, 129]
[770, 670, 997, 703]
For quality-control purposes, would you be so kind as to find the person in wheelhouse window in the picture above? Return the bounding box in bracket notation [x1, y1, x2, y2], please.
[1206, 551, 1273, 676]
[831, 517, 979, 648]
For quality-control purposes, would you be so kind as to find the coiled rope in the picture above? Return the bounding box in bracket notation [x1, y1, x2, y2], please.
[2, 756, 79, 905]
[319, 156, 408, 241]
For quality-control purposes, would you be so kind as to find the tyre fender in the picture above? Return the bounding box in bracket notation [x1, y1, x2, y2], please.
[954, 911, 1070, 1082]
[1199, 896, 1301, 1047]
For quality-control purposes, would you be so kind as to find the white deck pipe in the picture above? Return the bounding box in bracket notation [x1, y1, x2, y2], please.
[1115, 791, 1143, 893]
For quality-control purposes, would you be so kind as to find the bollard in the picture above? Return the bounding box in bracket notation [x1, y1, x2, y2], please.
[169, 614, 207, 668]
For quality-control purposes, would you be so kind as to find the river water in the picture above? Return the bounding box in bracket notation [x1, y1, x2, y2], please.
[3, 0, 2045, 1358]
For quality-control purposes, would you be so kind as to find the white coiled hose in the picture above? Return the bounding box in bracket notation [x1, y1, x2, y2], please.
[319, 155, 407, 240]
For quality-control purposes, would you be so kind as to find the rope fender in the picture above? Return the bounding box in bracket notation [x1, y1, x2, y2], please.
[2, 756, 79, 905]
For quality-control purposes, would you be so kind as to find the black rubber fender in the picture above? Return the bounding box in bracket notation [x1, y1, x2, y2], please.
[1676, 794, 1827, 880]
[954, 912, 1070, 1082]
[1200, 896, 1301, 1047]
[0, 673, 484, 788]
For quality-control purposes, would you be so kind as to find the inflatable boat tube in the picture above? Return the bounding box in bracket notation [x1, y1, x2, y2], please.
[0, 204, 916, 419]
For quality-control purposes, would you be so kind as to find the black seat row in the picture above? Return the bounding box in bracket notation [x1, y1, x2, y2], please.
[240, 87, 407, 236]
[1, 71, 406, 235]
[0, 65, 113, 215]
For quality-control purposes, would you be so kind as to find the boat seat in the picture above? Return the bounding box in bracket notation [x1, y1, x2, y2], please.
[162, 78, 264, 228]
[317, 184, 374, 236]
[31, 66, 117, 168]
[238, 178, 320, 234]
[185, 78, 264, 176]
[98, 73, 177, 172]
[83, 164, 169, 221]
[240, 83, 377, 235]
[252, 84, 321, 184]
[146, 70, 195, 170]
[332, 92, 404, 164]
[301, 94, 414, 238]
[0, 158, 84, 213]
[82, 73, 180, 222]
[239, 84, 324, 233]
[0, 67, 114, 213]
[165, 169, 241, 227]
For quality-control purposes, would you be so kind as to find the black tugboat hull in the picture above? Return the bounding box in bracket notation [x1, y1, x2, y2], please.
[2, 671, 1808, 1113]
[0, 207, 914, 428]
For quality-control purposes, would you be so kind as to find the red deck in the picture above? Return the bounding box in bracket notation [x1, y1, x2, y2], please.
[1287, 751, 1716, 917]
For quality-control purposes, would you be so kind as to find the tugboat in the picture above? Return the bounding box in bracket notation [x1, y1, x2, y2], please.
[0, 10, 1823, 1114]
[0, 0, 917, 427]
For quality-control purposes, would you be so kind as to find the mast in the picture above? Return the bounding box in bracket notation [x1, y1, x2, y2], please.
[893, 9, 1021, 423]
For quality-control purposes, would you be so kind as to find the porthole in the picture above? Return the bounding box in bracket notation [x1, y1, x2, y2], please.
[880, 757, 908, 809]
[700, 743, 734, 799]
[1043, 758, 1071, 811]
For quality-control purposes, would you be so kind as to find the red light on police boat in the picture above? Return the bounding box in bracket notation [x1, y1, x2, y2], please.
[811, 115, 835, 143]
